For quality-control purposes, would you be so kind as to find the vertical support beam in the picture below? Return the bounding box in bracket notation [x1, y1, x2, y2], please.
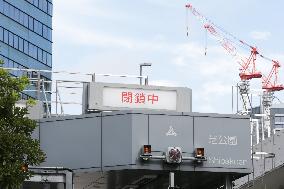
[92, 73, 96, 82]
[43, 184, 50, 189]
[236, 84, 239, 113]
[225, 175, 232, 189]
[55, 80, 58, 115]
[256, 121, 260, 144]
[57, 183, 65, 189]
[145, 76, 149, 85]
[232, 85, 234, 113]
[37, 71, 41, 100]
[65, 170, 73, 189]
[169, 172, 175, 188]
[139, 65, 142, 85]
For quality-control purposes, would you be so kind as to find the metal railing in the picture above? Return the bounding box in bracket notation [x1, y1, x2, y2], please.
[1, 67, 149, 117]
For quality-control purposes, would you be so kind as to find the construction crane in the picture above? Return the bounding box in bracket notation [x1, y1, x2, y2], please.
[261, 60, 284, 137]
[185, 4, 283, 118]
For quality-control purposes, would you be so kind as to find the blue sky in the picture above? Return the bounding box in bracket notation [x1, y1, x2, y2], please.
[52, 0, 284, 114]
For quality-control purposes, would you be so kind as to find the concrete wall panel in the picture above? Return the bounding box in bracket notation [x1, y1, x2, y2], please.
[40, 116, 101, 170]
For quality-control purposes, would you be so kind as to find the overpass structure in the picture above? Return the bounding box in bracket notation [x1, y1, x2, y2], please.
[234, 129, 284, 188]
[19, 82, 252, 188]
[32, 110, 251, 189]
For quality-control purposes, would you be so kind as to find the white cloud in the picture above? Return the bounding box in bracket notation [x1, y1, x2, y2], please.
[173, 42, 205, 60]
[144, 0, 177, 8]
[250, 31, 271, 40]
[192, 81, 234, 113]
[54, 22, 133, 49]
[202, 81, 232, 96]
[54, 18, 172, 52]
[173, 56, 187, 67]
[54, 0, 126, 20]
[150, 80, 181, 87]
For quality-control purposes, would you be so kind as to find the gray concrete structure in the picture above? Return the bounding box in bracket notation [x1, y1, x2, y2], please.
[234, 129, 284, 188]
[37, 110, 251, 188]
[237, 165, 284, 189]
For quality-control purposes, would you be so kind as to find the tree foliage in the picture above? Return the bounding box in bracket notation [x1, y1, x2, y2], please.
[0, 61, 45, 189]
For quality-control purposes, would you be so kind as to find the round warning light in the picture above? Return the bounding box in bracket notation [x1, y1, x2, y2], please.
[169, 148, 181, 163]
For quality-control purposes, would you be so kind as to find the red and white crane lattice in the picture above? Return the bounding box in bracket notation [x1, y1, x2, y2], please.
[186, 3, 284, 137]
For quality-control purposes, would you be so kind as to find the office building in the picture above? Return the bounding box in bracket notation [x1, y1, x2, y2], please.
[0, 0, 53, 101]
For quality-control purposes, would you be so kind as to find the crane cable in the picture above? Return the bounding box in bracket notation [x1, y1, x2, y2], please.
[186, 4, 278, 64]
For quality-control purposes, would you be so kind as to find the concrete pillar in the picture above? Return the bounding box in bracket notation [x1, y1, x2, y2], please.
[169, 172, 175, 188]
[43, 184, 50, 189]
[225, 175, 232, 189]
[57, 183, 65, 189]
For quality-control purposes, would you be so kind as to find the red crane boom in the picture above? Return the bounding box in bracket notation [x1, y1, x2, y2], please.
[262, 60, 284, 92]
[186, 4, 262, 81]
[185, 3, 283, 91]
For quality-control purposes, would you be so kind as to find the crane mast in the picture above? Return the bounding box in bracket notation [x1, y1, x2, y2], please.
[261, 61, 284, 137]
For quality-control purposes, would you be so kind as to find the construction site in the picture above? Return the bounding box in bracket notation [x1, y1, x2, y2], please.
[1, 1, 284, 189]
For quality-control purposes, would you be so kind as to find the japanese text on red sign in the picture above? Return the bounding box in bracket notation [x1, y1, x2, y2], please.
[121, 92, 159, 104]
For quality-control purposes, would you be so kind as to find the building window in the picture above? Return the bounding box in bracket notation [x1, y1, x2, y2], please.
[47, 2, 52, 15]
[19, 11, 24, 24]
[3, 1, 8, 15]
[43, 25, 47, 38]
[8, 32, 13, 46]
[14, 8, 19, 21]
[42, 0, 47, 12]
[24, 40, 29, 54]
[34, 19, 38, 33]
[0, 1, 52, 41]
[0, 28, 3, 41]
[0, 26, 52, 67]
[18, 38, 23, 52]
[13, 35, 18, 49]
[33, 0, 39, 7]
[46, 53, 51, 67]
[38, 48, 42, 62]
[28, 16, 33, 30]
[24, 0, 53, 17]
[0, 0, 3, 12]
[23, 14, 29, 27]
[3, 29, 8, 43]
[8, 3, 13, 18]
[42, 51, 47, 64]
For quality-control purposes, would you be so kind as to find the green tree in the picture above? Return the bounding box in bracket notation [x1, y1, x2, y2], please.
[0, 61, 45, 189]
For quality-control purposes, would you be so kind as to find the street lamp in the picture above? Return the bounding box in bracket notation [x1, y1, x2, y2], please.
[139, 63, 152, 85]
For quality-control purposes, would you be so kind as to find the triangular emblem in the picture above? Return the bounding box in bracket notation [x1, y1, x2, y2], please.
[166, 126, 177, 136]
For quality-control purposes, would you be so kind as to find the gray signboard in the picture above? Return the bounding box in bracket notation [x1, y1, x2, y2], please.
[82, 82, 192, 112]
[193, 116, 251, 171]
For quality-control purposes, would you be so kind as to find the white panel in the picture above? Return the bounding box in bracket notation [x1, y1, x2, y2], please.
[26, 175, 65, 182]
[102, 87, 177, 110]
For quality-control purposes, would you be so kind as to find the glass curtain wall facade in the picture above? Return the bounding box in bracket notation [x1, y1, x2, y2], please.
[0, 0, 52, 102]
